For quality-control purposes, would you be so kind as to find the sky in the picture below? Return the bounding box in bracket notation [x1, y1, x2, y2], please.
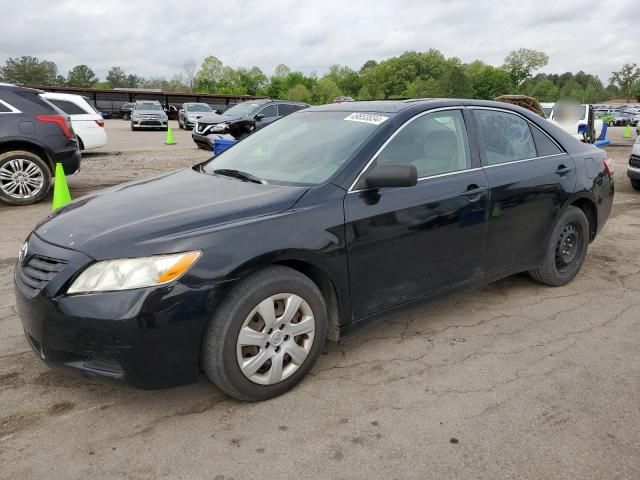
[1, 0, 638, 83]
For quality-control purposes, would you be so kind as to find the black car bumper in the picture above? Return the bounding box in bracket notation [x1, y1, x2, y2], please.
[191, 131, 215, 150]
[55, 147, 81, 175]
[14, 234, 224, 389]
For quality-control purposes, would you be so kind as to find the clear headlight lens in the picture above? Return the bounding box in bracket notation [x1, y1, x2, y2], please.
[67, 251, 201, 294]
[132, 113, 140, 119]
[211, 122, 228, 132]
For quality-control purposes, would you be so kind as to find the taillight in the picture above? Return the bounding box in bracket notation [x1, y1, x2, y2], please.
[603, 157, 614, 176]
[35, 114, 73, 139]
[95, 119, 105, 127]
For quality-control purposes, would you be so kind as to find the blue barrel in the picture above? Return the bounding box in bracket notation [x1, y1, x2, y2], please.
[213, 139, 237, 155]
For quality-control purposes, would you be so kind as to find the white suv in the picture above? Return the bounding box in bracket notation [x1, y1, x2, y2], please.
[41, 92, 108, 150]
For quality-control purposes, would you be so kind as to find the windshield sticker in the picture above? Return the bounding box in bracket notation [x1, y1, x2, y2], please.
[344, 113, 389, 125]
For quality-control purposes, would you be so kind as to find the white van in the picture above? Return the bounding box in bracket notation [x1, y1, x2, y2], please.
[41, 92, 108, 150]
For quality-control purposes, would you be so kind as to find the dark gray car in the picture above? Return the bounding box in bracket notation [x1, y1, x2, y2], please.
[0, 84, 81, 205]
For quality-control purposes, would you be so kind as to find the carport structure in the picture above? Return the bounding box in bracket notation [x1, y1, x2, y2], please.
[23, 84, 266, 117]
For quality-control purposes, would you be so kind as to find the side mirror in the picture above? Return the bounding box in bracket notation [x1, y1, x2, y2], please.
[215, 109, 223, 114]
[365, 164, 418, 189]
[254, 113, 264, 121]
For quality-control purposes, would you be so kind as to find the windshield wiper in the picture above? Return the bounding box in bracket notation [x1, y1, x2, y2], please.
[212, 169, 266, 184]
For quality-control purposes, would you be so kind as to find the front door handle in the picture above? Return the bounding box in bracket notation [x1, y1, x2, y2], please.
[462, 185, 488, 202]
[555, 165, 573, 175]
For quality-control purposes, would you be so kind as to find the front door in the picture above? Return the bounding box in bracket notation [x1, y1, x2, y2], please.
[344, 109, 489, 321]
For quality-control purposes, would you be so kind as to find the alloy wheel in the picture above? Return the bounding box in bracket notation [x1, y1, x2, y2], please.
[0, 158, 45, 200]
[236, 293, 315, 385]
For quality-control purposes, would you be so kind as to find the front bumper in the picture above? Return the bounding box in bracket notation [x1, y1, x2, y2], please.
[14, 233, 224, 389]
[132, 119, 168, 128]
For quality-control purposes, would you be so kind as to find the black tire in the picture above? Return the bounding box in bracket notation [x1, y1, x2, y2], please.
[529, 206, 589, 286]
[0, 151, 52, 206]
[631, 179, 640, 191]
[202, 266, 328, 401]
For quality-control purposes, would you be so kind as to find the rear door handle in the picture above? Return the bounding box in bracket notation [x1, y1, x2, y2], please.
[555, 165, 573, 175]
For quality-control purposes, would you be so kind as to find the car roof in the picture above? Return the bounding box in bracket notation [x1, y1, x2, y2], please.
[0, 83, 43, 94]
[305, 98, 548, 115]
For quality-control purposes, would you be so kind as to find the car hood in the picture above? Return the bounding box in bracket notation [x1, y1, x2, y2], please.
[35, 168, 308, 260]
[195, 112, 244, 124]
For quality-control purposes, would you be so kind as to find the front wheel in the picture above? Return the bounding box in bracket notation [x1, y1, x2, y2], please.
[631, 179, 640, 191]
[0, 151, 51, 205]
[529, 206, 589, 286]
[202, 266, 328, 401]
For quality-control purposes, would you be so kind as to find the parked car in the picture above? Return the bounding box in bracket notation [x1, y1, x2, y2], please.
[613, 112, 634, 126]
[42, 93, 108, 151]
[120, 102, 135, 120]
[130, 101, 168, 131]
[0, 84, 81, 205]
[191, 99, 308, 149]
[628, 135, 640, 191]
[178, 102, 213, 130]
[541, 102, 555, 118]
[14, 99, 614, 400]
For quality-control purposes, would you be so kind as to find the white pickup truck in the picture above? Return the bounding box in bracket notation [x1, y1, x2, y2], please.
[548, 103, 604, 143]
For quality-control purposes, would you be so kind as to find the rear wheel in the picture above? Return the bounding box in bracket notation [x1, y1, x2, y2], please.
[0, 151, 51, 206]
[529, 206, 589, 286]
[631, 179, 640, 191]
[202, 266, 327, 401]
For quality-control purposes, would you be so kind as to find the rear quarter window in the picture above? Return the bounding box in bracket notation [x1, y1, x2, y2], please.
[48, 99, 90, 115]
[530, 125, 563, 156]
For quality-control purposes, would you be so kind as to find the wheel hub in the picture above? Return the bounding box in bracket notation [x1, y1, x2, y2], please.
[0, 158, 44, 199]
[555, 223, 581, 272]
[270, 331, 284, 346]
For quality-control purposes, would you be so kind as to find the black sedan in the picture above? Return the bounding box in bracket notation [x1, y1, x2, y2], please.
[14, 100, 614, 401]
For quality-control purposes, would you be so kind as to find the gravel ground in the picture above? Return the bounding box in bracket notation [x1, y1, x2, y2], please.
[0, 140, 639, 479]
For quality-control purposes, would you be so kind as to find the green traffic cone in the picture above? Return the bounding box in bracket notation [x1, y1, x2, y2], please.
[52, 163, 72, 211]
[165, 125, 176, 145]
[623, 124, 631, 139]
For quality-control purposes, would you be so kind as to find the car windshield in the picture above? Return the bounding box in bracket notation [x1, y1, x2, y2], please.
[136, 102, 162, 111]
[202, 111, 385, 186]
[223, 102, 264, 117]
[187, 104, 212, 112]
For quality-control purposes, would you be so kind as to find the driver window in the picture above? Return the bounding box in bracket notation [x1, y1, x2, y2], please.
[257, 104, 278, 119]
[376, 110, 471, 178]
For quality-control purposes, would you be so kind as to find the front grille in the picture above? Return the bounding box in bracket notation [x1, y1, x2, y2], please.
[141, 114, 160, 120]
[630, 155, 640, 169]
[17, 255, 67, 297]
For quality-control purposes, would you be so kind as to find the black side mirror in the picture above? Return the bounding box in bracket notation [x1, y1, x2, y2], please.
[254, 113, 264, 121]
[215, 109, 222, 114]
[365, 164, 418, 188]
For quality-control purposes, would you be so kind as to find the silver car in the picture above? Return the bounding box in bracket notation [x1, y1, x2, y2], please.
[629, 135, 640, 191]
[178, 102, 213, 130]
[130, 101, 168, 131]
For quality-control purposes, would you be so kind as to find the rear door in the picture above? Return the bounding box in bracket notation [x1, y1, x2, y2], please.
[471, 107, 576, 275]
[344, 108, 489, 320]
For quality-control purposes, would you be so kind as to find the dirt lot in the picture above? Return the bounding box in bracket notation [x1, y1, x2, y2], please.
[0, 131, 639, 479]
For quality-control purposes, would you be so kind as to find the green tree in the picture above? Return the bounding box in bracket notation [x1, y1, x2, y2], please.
[502, 48, 549, 88]
[195, 56, 224, 92]
[529, 79, 559, 102]
[312, 78, 341, 104]
[106, 66, 127, 88]
[273, 64, 291, 79]
[66, 64, 97, 87]
[609, 63, 640, 102]
[326, 65, 361, 97]
[466, 61, 513, 99]
[286, 84, 311, 103]
[0, 56, 62, 85]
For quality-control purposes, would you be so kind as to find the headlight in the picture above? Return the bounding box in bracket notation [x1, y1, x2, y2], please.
[187, 115, 196, 121]
[211, 122, 228, 132]
[132, 113, 140, 119]
[67, 251, 201, 294]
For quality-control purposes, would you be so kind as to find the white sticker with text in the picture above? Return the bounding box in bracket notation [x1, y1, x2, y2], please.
[344, 113, 389, 125]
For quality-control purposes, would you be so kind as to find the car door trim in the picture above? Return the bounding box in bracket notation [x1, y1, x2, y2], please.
[0, 99, 21, 114]
[482, 153, 568, 169]
[348, 106, 473, 193]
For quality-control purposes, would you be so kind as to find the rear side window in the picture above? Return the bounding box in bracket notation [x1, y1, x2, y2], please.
[474, 110, 537, 165]
[48, 99, 89, 115]
[530, 126, 563, 156]
[278, 104, 301, 116]
[15, 91, 56, 113]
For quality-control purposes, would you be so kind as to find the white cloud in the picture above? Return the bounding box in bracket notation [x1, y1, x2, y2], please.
[1, 0, 638, 83]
